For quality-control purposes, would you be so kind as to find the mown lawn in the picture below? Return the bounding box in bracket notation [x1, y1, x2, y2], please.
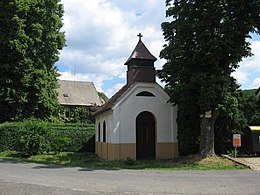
[0, 151, 247, 170]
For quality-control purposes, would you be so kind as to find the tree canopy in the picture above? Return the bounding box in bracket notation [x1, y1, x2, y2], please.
[0, 0, 65, 123]
[159, 0, 260, 156]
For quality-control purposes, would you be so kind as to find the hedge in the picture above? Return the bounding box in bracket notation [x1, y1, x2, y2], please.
[0, 120, 95, 156]
[0, 123, 20, 152]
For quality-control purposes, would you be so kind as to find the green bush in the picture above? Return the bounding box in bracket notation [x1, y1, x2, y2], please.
[0, 123, 19, 151]
[46, 130, 69, 154]
[15, 119, 51, 157]
[48, 123, 95, 152]
[52, 126, 95, 152]
[50, 106, 96, 123]
[0, 120, 95, 155]
[125, 157, 136, 166]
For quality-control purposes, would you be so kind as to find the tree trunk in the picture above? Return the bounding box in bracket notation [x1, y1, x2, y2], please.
[199, 110, 219, 156]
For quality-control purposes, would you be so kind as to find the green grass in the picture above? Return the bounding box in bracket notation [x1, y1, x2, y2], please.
[0, 151, 247, 170]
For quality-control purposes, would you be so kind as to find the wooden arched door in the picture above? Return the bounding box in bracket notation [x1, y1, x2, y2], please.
[136, 111, 156, 160]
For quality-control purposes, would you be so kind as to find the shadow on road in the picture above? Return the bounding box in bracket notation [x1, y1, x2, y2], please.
[78, 167, 119, 171]
[0, 158, 120, 172]
[32, 164, 119, 172]
[33, 164, 65, 169]
[0, 159, 28, 164]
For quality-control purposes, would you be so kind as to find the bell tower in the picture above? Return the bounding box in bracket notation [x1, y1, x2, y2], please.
[124, 33, 157, 86]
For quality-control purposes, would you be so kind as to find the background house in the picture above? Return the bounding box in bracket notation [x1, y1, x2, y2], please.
[58, 80, 104, 119]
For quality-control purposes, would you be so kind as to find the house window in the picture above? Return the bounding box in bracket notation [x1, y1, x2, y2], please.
[103, 121, 106, 142]
[136, 91, 155, 97]
[65, 107, 70, 118]
[65, 111, 70, 118]
[98, 122, 101, 142]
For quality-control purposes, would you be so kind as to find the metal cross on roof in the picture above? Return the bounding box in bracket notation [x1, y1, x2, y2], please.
[137, 33, 143, 41]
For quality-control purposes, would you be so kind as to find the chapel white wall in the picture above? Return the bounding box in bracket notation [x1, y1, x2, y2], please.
[111, 82, 178, 144]
[95, 110, 113, 142]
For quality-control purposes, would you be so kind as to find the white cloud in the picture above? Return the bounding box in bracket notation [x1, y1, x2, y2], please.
[233, 40, 260, 88]
[239, 41, 260, 71]
[58, 0, 260, 98]
[105, 83, 125, 98]
[58, 0, 167, 97]
[58, 71, 111, 92]
[250, 78, 260, 89]
[232, 70, 249, 84]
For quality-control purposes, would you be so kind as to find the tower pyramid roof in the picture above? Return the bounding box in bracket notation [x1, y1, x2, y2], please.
[124, 33, 157, 65]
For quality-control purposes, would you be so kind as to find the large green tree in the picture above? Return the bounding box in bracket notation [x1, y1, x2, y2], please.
[0, 0, 65, 123]
[159, 0, 260, 156]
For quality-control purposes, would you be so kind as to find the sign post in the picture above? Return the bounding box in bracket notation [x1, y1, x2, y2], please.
[233, 134, 241, 158]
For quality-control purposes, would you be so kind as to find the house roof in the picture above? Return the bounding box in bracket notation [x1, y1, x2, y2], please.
[124, 39, 157, 65]
[93, 85, 130, 116]
[58, 80, 103, 106]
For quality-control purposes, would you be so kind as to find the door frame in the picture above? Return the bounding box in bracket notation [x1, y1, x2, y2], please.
[136, 111, 156, 160]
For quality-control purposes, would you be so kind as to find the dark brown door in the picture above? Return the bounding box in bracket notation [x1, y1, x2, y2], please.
[136, 111, 155, 160]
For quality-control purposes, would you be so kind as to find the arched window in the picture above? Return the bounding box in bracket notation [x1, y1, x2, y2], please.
[136, 91, 155, 97]
[103, 121, 106, 142]
[98, 122, 101, 142]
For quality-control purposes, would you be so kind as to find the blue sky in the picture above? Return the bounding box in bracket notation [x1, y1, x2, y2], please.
[57, 0, 260, 97]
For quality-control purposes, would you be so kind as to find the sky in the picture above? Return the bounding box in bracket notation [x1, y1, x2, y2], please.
[57, 0, 260, 98]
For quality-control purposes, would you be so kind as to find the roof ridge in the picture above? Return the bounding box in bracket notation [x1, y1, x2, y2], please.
[59, 80, 93, 84]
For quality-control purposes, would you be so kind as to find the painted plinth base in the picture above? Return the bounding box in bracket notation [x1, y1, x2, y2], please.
[95, 142, 178, 160]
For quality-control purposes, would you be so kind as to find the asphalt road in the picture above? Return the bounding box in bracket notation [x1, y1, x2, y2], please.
[0, 159, 260, 195]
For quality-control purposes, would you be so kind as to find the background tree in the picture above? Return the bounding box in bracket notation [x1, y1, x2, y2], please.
[215, 89, 260, 154]
[159, 0, 260, 156]
[0, 0, 65, 123]
[239, 89, 260, 126]
[98, 92, 109, 102]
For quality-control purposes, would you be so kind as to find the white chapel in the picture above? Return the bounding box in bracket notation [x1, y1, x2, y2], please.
[94, 34, 178, 160]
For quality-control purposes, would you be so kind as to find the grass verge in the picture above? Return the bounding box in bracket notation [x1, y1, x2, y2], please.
[0, 151, 247, 170]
